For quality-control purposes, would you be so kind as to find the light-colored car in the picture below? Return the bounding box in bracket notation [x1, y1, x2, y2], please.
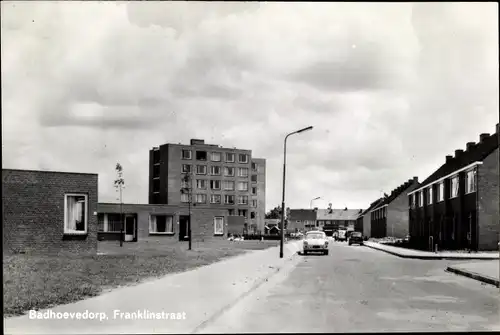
[303, 231, 329, 255]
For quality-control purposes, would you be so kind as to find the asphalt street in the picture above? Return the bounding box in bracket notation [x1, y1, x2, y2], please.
[198, 240, 500, 333]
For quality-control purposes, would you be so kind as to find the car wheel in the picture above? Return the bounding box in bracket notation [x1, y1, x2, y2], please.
[325, 250, 329, 255]
[348, 242, 352, 246]
[303, 251, 307, 255]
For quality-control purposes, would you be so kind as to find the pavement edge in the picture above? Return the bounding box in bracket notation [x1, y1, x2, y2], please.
[445, 266, 500, 288]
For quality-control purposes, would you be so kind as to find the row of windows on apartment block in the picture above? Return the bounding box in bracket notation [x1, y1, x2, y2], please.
[180, 179, 258, 193]
[181, 193, 257, 206]
[99, 213, 226, 235]
[409, 169, 477, 209]
[180, 150, 255, 166]
[178, 164, 258, 180]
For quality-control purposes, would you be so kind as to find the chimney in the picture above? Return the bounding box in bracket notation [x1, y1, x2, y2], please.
[314, 207, 318, 211]
[455, 149, 464, 158]
[466, 142, 475, 151]
[413, 176, 418, 183]
[190, 139, 205, 145]
[479, 133, 490, 142]
[446, 155, 453, 163]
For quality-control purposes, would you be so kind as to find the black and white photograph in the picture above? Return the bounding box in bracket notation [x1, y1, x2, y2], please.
[2, 1, 499, 334]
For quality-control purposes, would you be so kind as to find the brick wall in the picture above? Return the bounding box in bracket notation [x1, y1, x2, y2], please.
[363, 214, 371, 237]
[387, 182, 420, 238]
[97, 203, 229, 243]
[3, 169, 98, 255]
[477, 147, 500, 250]
[252, 158, 266, 233]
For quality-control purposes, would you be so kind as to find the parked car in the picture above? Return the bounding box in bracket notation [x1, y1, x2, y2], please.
[336, 229, 348, 242]
[303, 231, 329, 255]
[348, 232, 364, 245]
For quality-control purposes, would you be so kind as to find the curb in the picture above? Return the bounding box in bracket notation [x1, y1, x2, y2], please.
[191, 244, 300, 334]
[364, 243, 499, 260]
[446, 266, 500, 288]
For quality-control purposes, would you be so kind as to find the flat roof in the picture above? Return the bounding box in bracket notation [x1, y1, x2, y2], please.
[2, 168, 98, 176]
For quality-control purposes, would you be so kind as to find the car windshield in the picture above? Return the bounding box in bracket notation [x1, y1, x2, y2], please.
[306, 233, 324, 240]
[352, 232, 362, 237]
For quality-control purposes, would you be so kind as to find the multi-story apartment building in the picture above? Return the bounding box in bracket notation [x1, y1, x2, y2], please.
[148, 139, 266, 231]
[369, 177, 420, 239]
[407, 124, 499, 251]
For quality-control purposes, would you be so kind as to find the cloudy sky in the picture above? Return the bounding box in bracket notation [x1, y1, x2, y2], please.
[2, 1, 498, 211]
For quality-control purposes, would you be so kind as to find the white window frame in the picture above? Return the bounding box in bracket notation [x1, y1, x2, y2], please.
[238, 154, 248, 163]
[251, 199, 257, 207]
[224, 167, 235, 177]
[196, 179, 207, 189]
[195, 194, 207, 204]
[437, 182, 444, 202]
[211, 152, 221, 162]
[149, 215, 174, 235]
[427, 187, 433, 205]
[450, 175, 459, 198]
[251, 187, 257, 195]
[224, 195, 235, 204]
[223, 180, 235, 191]
[210, 166, 221, 176]
[251, 174, 257, 183]
[210, 180, 221, 190]
[410, 194, 416, 208]
[214, 217, 224, 235]
[238, 209, 247, 217]
[251, 162, 257, 171]
[182, 164, 191, 173]
[465, 169, 477, 194]
[196, 165, 207, 175]
[238, 195, 248, 205]
[238, 167, 249, 177]
[181, 193, 189, 203]
[181, 149, 192, 160]
[225, 153, 235, 163]
[64, 193, 88, 234]
[238, 181, 249, 191]
[419, 191, 424, 207]
[210, 194, 221, 204]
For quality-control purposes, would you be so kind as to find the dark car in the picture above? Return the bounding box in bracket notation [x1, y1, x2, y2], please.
[348, 232, 364, 245]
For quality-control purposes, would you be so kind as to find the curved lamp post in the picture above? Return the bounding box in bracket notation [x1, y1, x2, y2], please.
[280, 126, 314, 258]
[310, 196, 321, 209]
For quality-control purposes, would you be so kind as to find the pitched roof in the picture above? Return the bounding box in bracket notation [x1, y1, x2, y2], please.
[316, 209, 363, 221]
[289, 209, 317, 221]
[373, 178, 420, 211]
[416, 127, 499, 191]
[360, 198, 384, 216]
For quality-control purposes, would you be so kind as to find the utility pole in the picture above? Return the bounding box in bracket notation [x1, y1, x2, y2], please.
[114, 163, 125, 247]
[181, 170, 193, 250]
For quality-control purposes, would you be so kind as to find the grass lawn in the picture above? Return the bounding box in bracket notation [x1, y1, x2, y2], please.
[4, 239, 279, 317]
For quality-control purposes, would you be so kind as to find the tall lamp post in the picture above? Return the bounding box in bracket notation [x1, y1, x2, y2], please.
[280, 126, 314, 258]
[181, 171, 193, 250]
[310, 196, 321, 209]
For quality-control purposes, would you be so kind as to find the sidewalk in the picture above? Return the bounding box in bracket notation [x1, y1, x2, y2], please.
[446, 261, 500, 288]
[4, 240, 303, 334]
[364, 241, 500, 260]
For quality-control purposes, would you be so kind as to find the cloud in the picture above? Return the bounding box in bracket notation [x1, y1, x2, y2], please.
[2, 1, 498, 210]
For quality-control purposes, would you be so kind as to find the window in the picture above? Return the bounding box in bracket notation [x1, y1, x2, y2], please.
[181, 179, 189, 189]
[196, 165, 207, 175]
[419, 191, 424, 207]
[153, 179, 160, 193]
[196, 180, 207, 189]
[238, 181, 249, 191]
[250, 212, 256, 219]
[224, 167, 235, 177]
[438, 182, 444, 202]
[465, 169, 477, 194]
[238, 209, 247, 217]
[182, 150, 192, 159]
[214, 217, 224, 235]
[224, 195, 235, 204]
[181, 193, 189, 203]
[150, 215, 174, 234]
[450, 175, 459, 198]
[153, 165, 160, 177]
[251, 200, 257, 207]
[210, 180, 221, 190]
[238, 168, 249, 177]
[251, 175, 257, 183]
[223, 180, 235, 191]
[210, 166, 221, 176]
[238, 154, 248, 163]
[228, 209, 235, 215]
[64, 194, 88, 234]
[99, 213, 122, 232]
[251, 162, 257, 171]
[196, 151, 207, 161]
[195, 194, 207, 203]
[251, 187, 257, 195]
[427, 187, 433, 205]
[210, 194, 221, 204]
[225, 153, 235, 162]
[182, 164, 191, 173]
[409, 194, 414, 208]
[238, 195, 248, 205]
[211, 152, 221, 162]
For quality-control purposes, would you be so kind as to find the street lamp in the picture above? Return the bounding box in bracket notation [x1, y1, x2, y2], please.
[310, 196, 321, 209]
[280, 126, 314, 258]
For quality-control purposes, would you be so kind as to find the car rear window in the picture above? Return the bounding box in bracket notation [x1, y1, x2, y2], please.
[306, 233, 325, 239]
[352, 232, 362, 237]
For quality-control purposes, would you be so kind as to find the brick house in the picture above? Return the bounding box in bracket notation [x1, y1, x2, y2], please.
[316, 208, 363, 236]
[3, 169, 98, 255]
[288, 209, 317, 233]
[407, 124, 499, 251]
[97, 203, 230, 243]
[370, 177, 420, 239]
[359, 198, 384, 238]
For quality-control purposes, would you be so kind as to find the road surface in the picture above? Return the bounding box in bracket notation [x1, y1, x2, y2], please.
[198, 241, 500, 333]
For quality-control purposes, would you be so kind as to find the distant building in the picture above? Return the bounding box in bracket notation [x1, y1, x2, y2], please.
[358, 198, 384, 238]
[408, 124, 499, 251]
[288, 209, 317, 232]
[148, 139, 266, 237]
[316, 208, 363, 236]
[264, 219, 281, 235]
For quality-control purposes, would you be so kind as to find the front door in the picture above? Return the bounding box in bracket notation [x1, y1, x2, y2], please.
[125, 215, 135, 242]
[179, 215, 190, 241]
